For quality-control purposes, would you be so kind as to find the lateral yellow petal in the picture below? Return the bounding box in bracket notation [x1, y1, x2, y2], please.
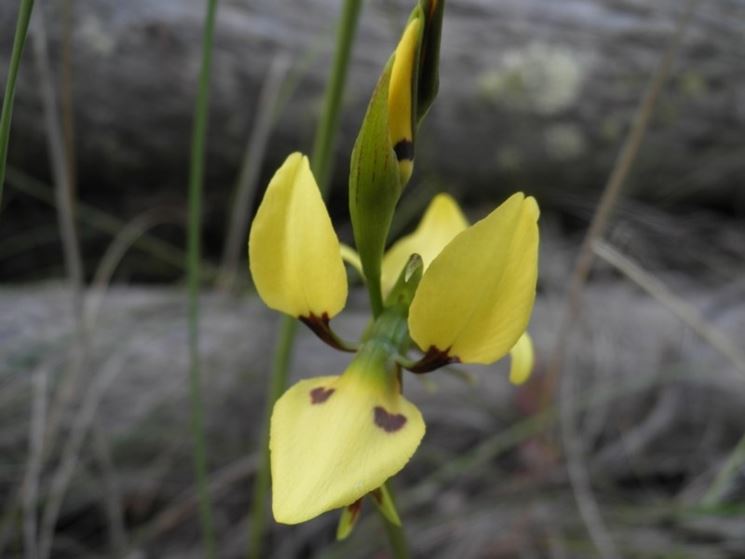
[508, 332, 535, 385]
[248, 152, 347, 318]
[388, 17, 422, 185]
[408, 193, 540, 364]
[381, 193, 468, 296]
[270, 369, 425, 524]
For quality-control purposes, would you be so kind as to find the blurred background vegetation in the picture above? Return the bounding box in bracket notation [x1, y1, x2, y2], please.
[1, 0, 744, 558]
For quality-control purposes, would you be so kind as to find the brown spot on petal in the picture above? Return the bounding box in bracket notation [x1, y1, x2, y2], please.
[374, 406, 407, 433]
[310, 387, 335, 404]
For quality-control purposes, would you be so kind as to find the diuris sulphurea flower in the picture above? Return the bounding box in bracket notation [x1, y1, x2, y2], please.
[247, 0, 540, 539]
[248, 152, 539, 527]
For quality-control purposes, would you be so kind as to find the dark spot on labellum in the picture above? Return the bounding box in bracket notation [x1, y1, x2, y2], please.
[374, 406, 407, 433]
[393, 139, 414, 162]
[310, 387, 335, 405]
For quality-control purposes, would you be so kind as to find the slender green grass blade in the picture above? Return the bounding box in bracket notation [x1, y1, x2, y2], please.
[187, 0, 220, 557]
[0, 0, 35, 207]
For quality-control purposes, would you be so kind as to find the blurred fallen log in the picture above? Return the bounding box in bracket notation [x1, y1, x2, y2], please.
[1, 272, 745, 556]
[1, 0, 743, 220]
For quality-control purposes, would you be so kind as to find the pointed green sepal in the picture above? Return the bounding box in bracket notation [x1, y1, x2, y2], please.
[372, 484, 402, 526]
[384, 253, 424, 310]
[336, 499, 363, 540]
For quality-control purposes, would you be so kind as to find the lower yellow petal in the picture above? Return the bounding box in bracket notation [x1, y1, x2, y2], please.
[508, 332, 535, 385]
[270, 369, 425, 524]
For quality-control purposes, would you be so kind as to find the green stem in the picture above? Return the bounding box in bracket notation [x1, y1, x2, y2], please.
[377, 483, 410, 559]
[310, 0, 363, 192]
[248, 318, 297, 559]
[248, 2, 363, 558]
[0, 0, 35, 206]
[187, 0, 219, 557]
[366, 273, 385, 318]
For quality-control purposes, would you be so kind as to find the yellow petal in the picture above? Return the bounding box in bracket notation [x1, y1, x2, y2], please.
[270, 367, 425, 524]
[408, 193, 540, 364]
[381, 193, 468, 296]
[248, 153, 347, 318]
[508, 332, 535, 385]
[388, 17, 422, 185]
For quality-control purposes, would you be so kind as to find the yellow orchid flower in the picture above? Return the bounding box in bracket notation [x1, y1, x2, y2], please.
[246, 0, 541, 542]
[249, 153, 539, 523]
[248, 152, 539, 525]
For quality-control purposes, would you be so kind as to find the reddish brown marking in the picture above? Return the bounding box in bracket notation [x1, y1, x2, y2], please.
[310, 387, 335, 404]
[374, 406, 407, 433]
[300, 313, 355, 353]
[347, 498, 362, 522]
[371, 488, 384, 505]
[407, 345, 460, 374]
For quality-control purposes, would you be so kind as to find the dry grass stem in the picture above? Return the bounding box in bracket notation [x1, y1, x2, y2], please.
[133, 455, 257, 549]
[30, 0, 89, 467]
[37, 350, 128, 559]
[30, 0, 83, 316]
[86, 209, 183, 328]
[4, 167, 210, 277]
[22, 364, 48, 559]
[542, 3, 697, 558]
[91, 424, 129, 556]
[593, 240, 745, 377]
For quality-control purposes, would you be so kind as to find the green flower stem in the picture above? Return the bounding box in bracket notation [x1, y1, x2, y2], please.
[248, 318, 297, 559]
[0, 0, 35, 206]
[248, 1, 362, 558]
[310, 0, 363, 190]
[187, 0, 220, 557]
[366, 274, 385, 319]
